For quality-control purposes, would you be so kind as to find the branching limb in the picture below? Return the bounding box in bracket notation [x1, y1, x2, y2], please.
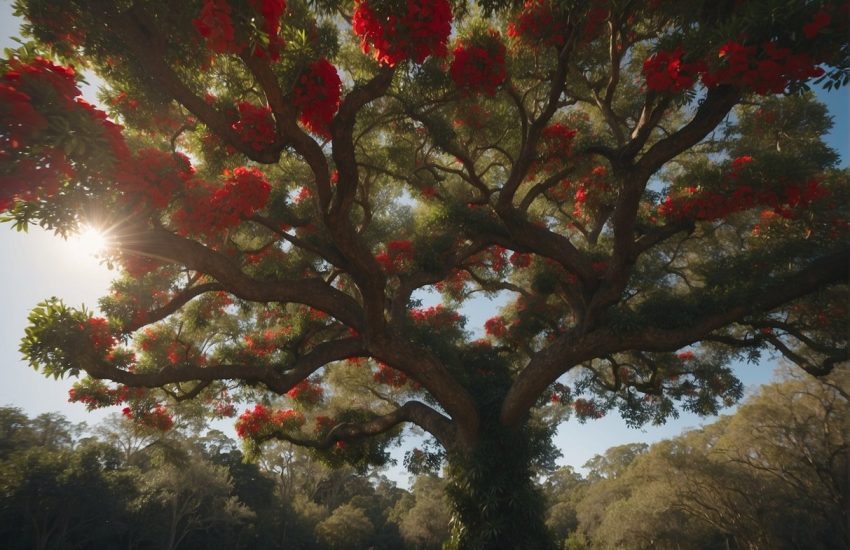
[501, 248, 850, 428]
[110, 4, 282, 163]
[262, 400, 457, 451]
[122, 282, 224, 332]
[84, 337, 366, 395]
[117, 227, 366, 330]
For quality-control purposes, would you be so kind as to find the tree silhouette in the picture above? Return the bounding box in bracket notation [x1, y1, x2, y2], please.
[3, 0, 848, 546]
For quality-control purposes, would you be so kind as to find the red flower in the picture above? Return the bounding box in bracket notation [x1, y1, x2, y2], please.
[116, 148, 194, 209]
[375, 240, 414, 273]
[643, 47, 707, 93]
[803, 10, 831, 39]
[533, 123, 577, 174]
[507, 0, 568, 48]
[702, 40, 824, 95]
[484, 316, 507, 338]
[572, 398, 604, 419]
[236, 404, 306, 438]
[353, 0, 452, 67]
[236, 404, 271, 437]
[509, 251, 532, 268]
[232, 102, 276, 151]
[409, 305, 462, 328]
[287, 379, 324, 405]
[173, 166, 271, 237]
[86, 317, 116, 353]
[293, 58, 342, 138]
[249, 0, 287, 59]
[193, 0, 243, 54]
[449, 32, 506, 96]
[373, 362, 408, 388]
[271, 408, 306, 430]
[0, 57, 128, 210]
[140, 404, 174, 431]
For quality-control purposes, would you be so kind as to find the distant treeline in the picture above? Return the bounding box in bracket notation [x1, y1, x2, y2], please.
[1, 369, 846, 549]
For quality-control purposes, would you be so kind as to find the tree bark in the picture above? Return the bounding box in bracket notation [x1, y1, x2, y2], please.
[444, 419, 556, 550]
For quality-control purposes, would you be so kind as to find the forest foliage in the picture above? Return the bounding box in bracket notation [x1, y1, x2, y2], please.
[1, 369, 846, 549]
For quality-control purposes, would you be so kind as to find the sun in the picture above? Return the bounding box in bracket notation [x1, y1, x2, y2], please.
[66, 225, 110, 259]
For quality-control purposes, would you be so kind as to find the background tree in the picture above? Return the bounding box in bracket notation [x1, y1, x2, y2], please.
[395, 475, 452, 549]
[2, 0, 848, 547]
[315, 502, 375, 549]
[0, 407, 136, 550]
[553, 369, 849, 549]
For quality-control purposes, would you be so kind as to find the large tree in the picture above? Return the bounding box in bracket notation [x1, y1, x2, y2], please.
[3, 0, 848, 547]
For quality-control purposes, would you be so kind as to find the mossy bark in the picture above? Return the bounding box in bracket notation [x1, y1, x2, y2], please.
[444, 423, 556, 550]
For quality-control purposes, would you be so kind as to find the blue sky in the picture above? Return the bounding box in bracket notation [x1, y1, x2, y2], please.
[0, 0, 847, 480]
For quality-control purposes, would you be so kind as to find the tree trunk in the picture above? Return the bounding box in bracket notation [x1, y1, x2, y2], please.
[444, 423, 556, 550]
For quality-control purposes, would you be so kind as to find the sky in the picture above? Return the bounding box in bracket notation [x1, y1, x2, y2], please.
[0, 1, 847, 482]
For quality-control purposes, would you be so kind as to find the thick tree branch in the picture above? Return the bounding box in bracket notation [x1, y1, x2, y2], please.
[331, 67, 395, 218]
[501, 248, 850, 427]
[121, 282, 224, 332]
[117, 228, 366, 330]
[84, 337, 367, 395]
[635, 86, 740, 178]
[263, 400, 457, 452]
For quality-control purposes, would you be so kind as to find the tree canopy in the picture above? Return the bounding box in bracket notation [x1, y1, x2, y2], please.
[2, 0, 848, 547]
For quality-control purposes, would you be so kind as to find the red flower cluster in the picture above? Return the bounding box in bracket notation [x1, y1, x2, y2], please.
[214, 401, 236, 418]
[68, 380, 145, 411]
[449, 32, 507, 96]
[352, 0, 452, 66]
[109, 90, 139, 113]
[701, 41, 825, 95]
[433, 268, 470, 296]
[84, 317, 116, 353]
[643, 47, 707, 93]
[375, 240, 414, 273]
[658, 158, 828, 222]
[488, 246, 508, 273]
[244, 329, 281, 356]
[286, 379, 324, 405]
[117, 148, 194, 209]
[484, 316, 507, 338]
[409, 305, 462, 328]
[235, 404, 305, 438]
[803, 10, 831, 39]
[572, 398, 604, 420]
[677, 351, 695, 360]
[235, 404, 270, 437]
[507, 0, 568, 48]
[644, 38, 827, 96]
[509, 251, 532, 268]
[123, 404, 174, 431]
[120, 255, 164, 279]
[533, 123, 577, 175]
[293, 58, 342, 138]
[272, 408, 306, 429]
[573, 165, 609, 221]
[373, 362, 408, 388]
[232, 101, 276, 151]
[1, 58, 125, 211]
[193, 0, 242, 54]
[173, 166, 271, 237]
[248, 0, 287, 59]
[581, 6, 609, 43]
[541, 123, 577, 154]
